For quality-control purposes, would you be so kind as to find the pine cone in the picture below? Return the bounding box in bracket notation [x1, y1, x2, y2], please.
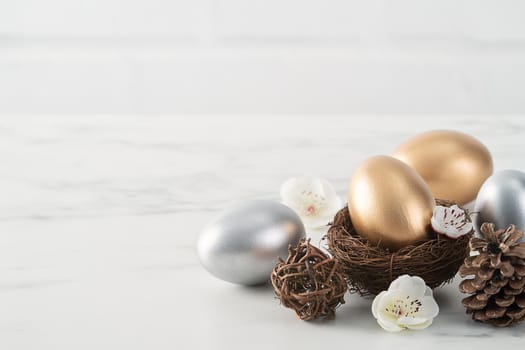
[459, 223, 525, 327]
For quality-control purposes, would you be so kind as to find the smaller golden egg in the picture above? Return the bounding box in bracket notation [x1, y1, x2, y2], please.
[348, 156, 435, 250]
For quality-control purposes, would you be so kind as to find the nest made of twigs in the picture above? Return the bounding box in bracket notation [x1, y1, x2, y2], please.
[271, 238, 347, 320]
[326, 199, 472, 296]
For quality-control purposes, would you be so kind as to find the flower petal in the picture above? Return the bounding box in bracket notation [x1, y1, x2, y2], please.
[430, 216, 446, 235]
[405, 319, 433, 330]
[371, 291, 387, 319]
[280, 176, 326, 203]
[319, 177, 341, 202]
[398, 316, 429, 326]
[377, 318, 404, 332]
[389, 275, 427, 298]
[417, 296, 440, 319]
[280, 176, 342, 229]
[388, 274, 408, 290]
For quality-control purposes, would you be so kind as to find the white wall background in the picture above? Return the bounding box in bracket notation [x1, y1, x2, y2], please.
[1, 1, 525, 114]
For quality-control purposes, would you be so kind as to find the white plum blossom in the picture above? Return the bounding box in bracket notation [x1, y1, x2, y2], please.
[372, 275, 439, 332]
[280, 176, 342, 229]
[431, 205, 473, 239]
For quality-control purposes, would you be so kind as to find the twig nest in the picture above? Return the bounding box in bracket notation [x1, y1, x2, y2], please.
[271, 238, 347, 320]
[326, 199, 472, 296]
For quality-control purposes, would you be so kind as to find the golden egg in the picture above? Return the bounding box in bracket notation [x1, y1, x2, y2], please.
[392, 130, 493, 205]
[348, 155, 435, 250]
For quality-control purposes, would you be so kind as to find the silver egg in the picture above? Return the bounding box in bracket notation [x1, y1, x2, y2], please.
[197, 200, 305, 285]
[474, 169, 525, 241]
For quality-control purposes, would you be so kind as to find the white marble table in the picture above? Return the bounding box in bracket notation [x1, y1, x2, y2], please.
[1, 115, 524, 349]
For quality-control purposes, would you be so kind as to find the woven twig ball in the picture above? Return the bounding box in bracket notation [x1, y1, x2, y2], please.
[326, 199, 472, 296]
[271, 238, 347, 320]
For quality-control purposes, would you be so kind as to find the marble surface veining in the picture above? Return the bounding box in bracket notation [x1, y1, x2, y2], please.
[1, 115, 524, 349]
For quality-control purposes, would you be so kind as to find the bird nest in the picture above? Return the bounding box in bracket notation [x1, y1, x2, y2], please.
[326, 199, 472, 296]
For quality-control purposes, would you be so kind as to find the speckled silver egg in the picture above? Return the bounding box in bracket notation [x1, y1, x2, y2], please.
[197, 200, 305, 285]
[474, 170, 525, 240]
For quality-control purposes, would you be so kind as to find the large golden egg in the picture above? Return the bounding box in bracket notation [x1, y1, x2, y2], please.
[348, 156, 435, 250]
[392, 130, 493, 205]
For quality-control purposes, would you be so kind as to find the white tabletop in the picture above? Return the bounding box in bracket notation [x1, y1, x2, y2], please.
[1, 115, 524, 349]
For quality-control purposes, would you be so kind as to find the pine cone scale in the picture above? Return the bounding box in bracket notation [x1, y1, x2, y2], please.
[500, 261, 515, 277]
[505, 228, 522, 246]
[508, 277, 525, 289]
[508, 246, 525, 258]
[486, 306, 506, 318]
[459, 264, 478, 276]
[515, 295, 525, 308]
[473, 310, 490, 321]
[495, 294, 515, 307]
[472, 275, 488, 289]
[483, 285, 501, 295]
[504, 287, 522, 296]
[462, 295, 488, 310]
[491, 276, 508, 288]
[476, 293, 490, 301]
[514, 265, 525, 277]
[492, 317, 513, 327]
[506, 306, 525, 320]
[459, 279, 478, 294]
[478, 265, 495, 280]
